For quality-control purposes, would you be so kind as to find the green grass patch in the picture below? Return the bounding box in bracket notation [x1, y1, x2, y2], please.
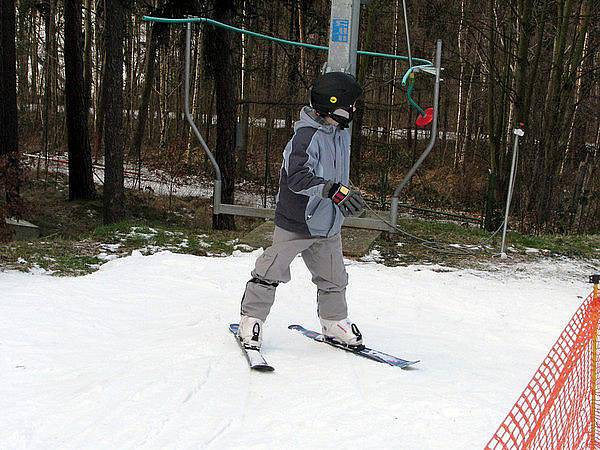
[0, 239, 102, 276]
[373, 217, 600, 267]
[507, 232, 600, 258]
[2, 171, 598, 276]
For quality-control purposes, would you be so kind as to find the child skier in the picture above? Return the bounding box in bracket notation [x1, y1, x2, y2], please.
[238, 71, 365, 350]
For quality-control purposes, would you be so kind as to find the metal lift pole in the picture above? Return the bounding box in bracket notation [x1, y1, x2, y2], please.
[324, 0, 392, 231]
[500, 126, 524, 258]
[389, 39, 442, 230]
[184, 22, 222, 214]
[184, 21, 275, 220]
[326, 0, 361, 75]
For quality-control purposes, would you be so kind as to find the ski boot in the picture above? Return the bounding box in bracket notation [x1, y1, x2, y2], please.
[238, 316, 263, 350]
[320, 317, 364, 349]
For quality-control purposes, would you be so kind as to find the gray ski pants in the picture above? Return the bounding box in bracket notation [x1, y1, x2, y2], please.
[241, 226, 349, 321]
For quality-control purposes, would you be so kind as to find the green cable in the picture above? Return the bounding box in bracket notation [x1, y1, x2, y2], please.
[143, 16, 329, 52]
[142, 15, 433, 116]
[406, 76, 426, 117]
[142, 16, 433, 66]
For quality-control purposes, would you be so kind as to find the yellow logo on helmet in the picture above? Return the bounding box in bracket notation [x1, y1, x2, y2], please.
[330, 96, 338, 104]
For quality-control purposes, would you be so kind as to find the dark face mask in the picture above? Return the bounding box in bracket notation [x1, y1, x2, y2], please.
[330, 105, 355, 129]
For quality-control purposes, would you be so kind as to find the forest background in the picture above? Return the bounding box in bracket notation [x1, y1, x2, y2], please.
[0, 0, 598, 237]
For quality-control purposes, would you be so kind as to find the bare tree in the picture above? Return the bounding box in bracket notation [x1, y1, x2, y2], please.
[102, 0, 126, 223]
[131, 20, 162, 189]
[64, 0, 96, 200]
[205, 0, 238, 230]
[0, 0, 22, 232]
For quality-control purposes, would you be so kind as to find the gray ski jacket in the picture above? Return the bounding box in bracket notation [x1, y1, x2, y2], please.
[274, 106, 350, 237]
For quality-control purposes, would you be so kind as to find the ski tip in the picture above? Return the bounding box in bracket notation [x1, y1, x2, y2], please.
[229, 323, 239, 333]
[288, 324, 303, 330]
[399, 360, 420, 369]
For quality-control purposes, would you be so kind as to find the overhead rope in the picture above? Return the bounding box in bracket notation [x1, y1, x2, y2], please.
[143, 16, 432, 65]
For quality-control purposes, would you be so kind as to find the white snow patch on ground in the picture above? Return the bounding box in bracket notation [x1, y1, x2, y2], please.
[360, 249, 384, 263]
[100, 243, 121, 253]
[125, 227, 158, 241]
[234, 244, 255, 252]
[0, 251, 591, 449]
[449, 243, 484, 250]
[27, 264, 52, 275]
[96, 252, 119, 262]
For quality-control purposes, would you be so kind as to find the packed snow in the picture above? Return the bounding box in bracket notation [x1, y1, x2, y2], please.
[0, 250, 594, 449]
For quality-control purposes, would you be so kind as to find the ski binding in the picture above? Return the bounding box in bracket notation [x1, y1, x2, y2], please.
[229, 323, 274, 372]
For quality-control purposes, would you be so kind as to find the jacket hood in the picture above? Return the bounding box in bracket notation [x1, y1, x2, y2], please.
[293, 106, 336, 134]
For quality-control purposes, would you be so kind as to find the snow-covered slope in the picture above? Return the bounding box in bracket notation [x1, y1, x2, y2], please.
[0, 251, 591, 449]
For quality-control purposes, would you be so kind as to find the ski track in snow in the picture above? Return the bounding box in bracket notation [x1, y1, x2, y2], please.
[0, 250, 594, 449]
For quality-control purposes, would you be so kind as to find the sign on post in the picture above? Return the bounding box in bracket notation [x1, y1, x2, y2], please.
[327, 0, 361, 75]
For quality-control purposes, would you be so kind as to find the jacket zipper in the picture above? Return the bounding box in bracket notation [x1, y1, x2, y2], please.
[328, 130, 341, 236]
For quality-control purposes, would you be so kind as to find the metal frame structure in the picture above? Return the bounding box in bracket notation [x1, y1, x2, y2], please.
[390, 39, 442, 230]
[145, 0, 443, 233]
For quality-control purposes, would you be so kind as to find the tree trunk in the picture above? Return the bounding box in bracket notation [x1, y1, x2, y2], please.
[102, 0, 125, 224]
[236, 102, 249, 177]
[453, 0, 465, 169]
[0, 0, 22, 226]
[83, 0, 92, 114]
[93, 0, 105, 161]
[16, 0, 30, 107]
[131, 25, 159, 188]
[457, 64, 476, 172]
[285, 0, 299, 130]
[64, 0, 96, 200]
[534, 0, 574, 228]
[513, 0, 535, 124]
[206, 0, 237, 230]
[351, 0, 379, 184]
[483, 0, 499, 231]
[41, 0, 56, 176]
[31, 13, 41, 128]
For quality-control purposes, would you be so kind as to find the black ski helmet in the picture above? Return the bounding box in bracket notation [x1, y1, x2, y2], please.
[310, 72, 362, 128]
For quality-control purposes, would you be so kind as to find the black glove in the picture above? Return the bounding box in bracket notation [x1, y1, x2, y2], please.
[323, 181, 365, 217]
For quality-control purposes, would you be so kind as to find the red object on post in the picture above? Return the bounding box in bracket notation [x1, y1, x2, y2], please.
[415, 107, 434, 128]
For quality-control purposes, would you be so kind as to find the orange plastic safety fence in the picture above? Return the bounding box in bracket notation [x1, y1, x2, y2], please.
[486, 291, 600, 450]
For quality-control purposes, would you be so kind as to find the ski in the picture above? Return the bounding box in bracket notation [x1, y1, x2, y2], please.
[229, 324, 274, 372]
[288, 324, 419, 369]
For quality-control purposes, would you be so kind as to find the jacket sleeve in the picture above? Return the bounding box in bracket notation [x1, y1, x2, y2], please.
[284, 127, 328, 197]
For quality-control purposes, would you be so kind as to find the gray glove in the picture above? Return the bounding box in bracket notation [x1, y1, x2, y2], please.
[323, 181, 365, 217]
